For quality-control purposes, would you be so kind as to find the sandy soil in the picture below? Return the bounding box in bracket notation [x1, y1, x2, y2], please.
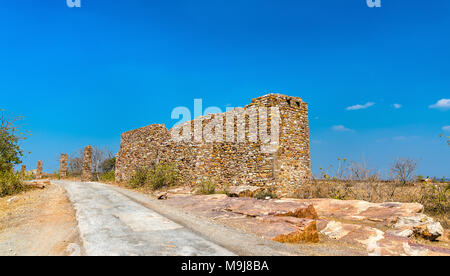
[0, 183, 83, 256]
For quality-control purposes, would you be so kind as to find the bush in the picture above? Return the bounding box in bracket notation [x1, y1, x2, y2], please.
[0, 111, 25, 172]
[254, 189, 278, 200]
[391, 158, 418, 185]
[198, 177, 217, 195]
[128, 163, 178, 190]
[419, 183, 449, 216]
[0, 171, 25, 197]
[101, 157, 116, 173]
[100, 171, 115, 182]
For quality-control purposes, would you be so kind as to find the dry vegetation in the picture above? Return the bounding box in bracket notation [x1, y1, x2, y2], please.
[294, 158, 449, 228]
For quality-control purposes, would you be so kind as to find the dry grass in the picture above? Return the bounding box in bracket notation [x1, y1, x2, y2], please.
[293, 180, 450, 228]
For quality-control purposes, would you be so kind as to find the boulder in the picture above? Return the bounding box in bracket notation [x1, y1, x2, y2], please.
[224, 198, 318, 219]
[318, 219, 450, 256]
[289, 198, 424, 226]
[214, 216, 319, 244]
[393, 214, 444, 241]
[156, 192, 168, 200]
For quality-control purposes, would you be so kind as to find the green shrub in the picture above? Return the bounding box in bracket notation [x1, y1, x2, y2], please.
[101, 157, 116, 173]
[149, 163, 178, 190]
[128, 163, 178, 190]
[100, 171, 115, 182]
[128, 168, 150, 188]
[0, 170, 25, 197]
[254, 189, 278, 200]
[198, 177, 217, 195]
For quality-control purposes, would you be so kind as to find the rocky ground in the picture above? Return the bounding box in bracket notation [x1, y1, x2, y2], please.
[0, 181, 448, 256]
[160, 186, 450, 256]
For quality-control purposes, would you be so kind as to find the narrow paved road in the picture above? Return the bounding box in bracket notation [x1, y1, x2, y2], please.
[56, 181, 234, 256]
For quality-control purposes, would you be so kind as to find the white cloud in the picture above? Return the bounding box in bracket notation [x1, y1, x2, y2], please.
[443, 126, 450, 132]
[393, 104, 402, 109]
[346, 102, 375, 111]
[429, 99, 450, 110]
[332, 125, 354, 132]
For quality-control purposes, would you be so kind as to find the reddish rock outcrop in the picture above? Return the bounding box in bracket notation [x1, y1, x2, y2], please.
[164, 194, 448, 255]
[224, 198, 318, 219]
[317, 219, 449, 256]
[286, 198, 424, 226]
[227, 186, 265, 198]
[165, 194, 320, 243]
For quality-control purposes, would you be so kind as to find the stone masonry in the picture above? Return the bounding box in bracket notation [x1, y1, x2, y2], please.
[60, 153, 68, 178]
[21, 165, 26, 175]
[36, 160, 43, 179]
[115, 94, 311, 195]
[81, 146, 93, 182]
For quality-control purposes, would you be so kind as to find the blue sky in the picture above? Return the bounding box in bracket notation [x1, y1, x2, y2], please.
[1, 0, 449, 177]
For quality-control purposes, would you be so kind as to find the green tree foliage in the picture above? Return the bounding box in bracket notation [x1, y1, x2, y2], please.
[0, 110, 26, 172]
[0, 110, 28, 197]
[101, 157, 116, 173]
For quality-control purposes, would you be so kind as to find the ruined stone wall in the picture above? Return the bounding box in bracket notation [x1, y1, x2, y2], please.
[81, 146, 93, 181]
[60, 153, 68, 178]
[36, 160, 43, 179]
[115, 94, 311, 195]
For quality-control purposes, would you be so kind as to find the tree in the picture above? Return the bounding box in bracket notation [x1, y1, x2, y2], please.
[0, 110, 27, 172]
[68, 149, 83, 176]
[68, 146, 114, 178]
[92, 146, 114, 175]
[101, 157, 116, 173]
[391, 158, 418, 185]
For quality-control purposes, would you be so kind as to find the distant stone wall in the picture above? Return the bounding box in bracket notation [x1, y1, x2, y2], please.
[115, 94, 311, 195]
[60, 153, 68, 178]
[81, 146, 93, 181]
[36, 160, 43, 179]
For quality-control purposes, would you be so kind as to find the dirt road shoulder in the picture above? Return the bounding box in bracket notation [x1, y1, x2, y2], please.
[0, 183, 83, 256]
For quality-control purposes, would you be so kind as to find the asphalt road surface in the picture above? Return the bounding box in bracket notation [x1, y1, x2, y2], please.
[56, 181, 234, 256]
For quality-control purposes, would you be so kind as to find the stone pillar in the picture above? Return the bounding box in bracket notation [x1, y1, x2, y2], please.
[81, 146, 93, 181]
[21, 165, 26, 175]
[60, 153, 68, 178]
[36, 160, 43, 179]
